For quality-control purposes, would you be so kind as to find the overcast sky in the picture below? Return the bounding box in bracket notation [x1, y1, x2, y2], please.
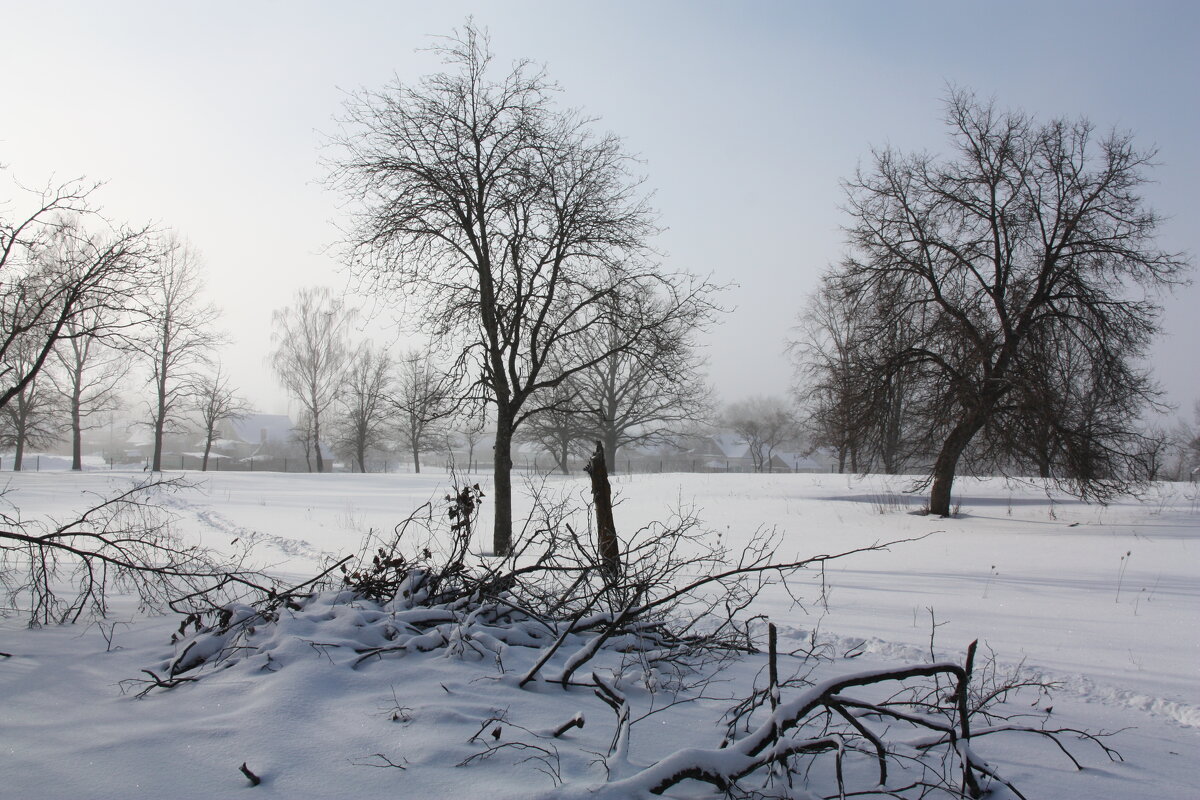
[2, 1, 1196, 421]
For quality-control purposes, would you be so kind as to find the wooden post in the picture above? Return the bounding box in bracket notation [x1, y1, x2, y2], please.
[584, 441, 620, 575]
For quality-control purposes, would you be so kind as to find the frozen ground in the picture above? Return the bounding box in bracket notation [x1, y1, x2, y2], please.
[1, 470, 1197, 798]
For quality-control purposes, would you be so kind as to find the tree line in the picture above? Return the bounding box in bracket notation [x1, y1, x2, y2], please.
[5, 22, 1194, 558]
[0, 175, 230, 473]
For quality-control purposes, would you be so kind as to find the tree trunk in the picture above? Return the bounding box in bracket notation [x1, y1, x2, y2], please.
[928, 413, 988, 517]
[13, 432, 24, 471]
[152, 389, 166, 473]
[492, 414, 515, 556]
[557, 438, 569, 475]
[152, 326, 169, 473]
[313, 414, 325, 473]
[202, 433, 213, 471]
[71, 388, 83, 471]
[585, 441, 620, 575]
[412, 442, 421, 474]
[602, 430, 619, 474]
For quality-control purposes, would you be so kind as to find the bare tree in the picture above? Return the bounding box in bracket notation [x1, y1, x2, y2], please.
[835, 90, 1190, 515]
[1187, 401, 1200, 479]
[331, 23, 718, 553]
[47, 309, 129, 470]
[454, 406, 489, 472]
[1, 173, 154, 415]
[391, 348, 455, 474]
[519, 378, 587, 475]
[0, 475, 271, 626]
[192, 362, 251, 471]
[789, 276, 865, 473]
[333, 343, 395, 473]
[1, 336, 66, 469]
[291, 409, 316, 472]
[723, 396, 800, 473]
[789, 274, 918, 474]
[572, 293, 714, 467]
[269, 287, 354, 474]
[135, 236, 221, 472]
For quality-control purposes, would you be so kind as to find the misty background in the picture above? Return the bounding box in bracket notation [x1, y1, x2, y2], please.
[2, 0, 1196, 420]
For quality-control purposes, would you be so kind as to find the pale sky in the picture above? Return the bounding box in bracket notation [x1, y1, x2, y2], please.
[2, 1, 1197, 421]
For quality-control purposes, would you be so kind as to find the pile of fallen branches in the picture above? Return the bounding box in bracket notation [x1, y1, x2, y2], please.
[138, 482, 1117, 798]
[0, 476, 272, 626]
[152, 481, 911, 688]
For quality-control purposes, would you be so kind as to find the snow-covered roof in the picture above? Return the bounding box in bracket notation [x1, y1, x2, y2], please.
[226, 414, 297, 445]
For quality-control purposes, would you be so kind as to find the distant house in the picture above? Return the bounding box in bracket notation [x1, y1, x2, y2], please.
[214, 413, 333, 470]
[771, 451, 824, 473]
[225, 414, 299, 454]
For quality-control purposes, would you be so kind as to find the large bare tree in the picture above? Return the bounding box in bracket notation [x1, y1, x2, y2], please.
[269, 287, 353, 474]
[835, 90, 1190, 515]
[331, 23, 716, 553]
[135, 236, 221, 472]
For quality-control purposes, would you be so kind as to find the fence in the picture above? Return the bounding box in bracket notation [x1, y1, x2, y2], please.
[1, 452, 832, 476]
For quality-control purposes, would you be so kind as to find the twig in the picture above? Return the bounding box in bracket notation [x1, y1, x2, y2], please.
[239, 762, 261, 786]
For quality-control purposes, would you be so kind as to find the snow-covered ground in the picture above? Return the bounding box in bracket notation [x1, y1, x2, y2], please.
[1, 470, 1197, 798]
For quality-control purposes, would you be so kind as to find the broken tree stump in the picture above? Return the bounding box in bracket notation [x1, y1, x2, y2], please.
[584, 441, 620, 575]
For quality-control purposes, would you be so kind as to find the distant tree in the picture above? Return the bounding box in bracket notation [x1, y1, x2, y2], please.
[1166, 400, 1200, 481]
[834, 90, 1190, 515]
[291, 409, 317, 472]
[789, 274, 919, 475]
[572, 294, 714, 467]
[1, 337, 66, 469]
[519, 378, 587, 475]
[135, 236, 221, 472]
[454, 406, 489, 472]
[269, 287, 354, 474]
[334, 343, 395, 473]
[331, 22, 719, 554]
[48, 310, 129, 471]
[1, 173, 154, 415]
[192, 362, 251, 471]
[390, 349, 455, 474]
[789, 276, 867, 474]
[723, 396, 800, 473]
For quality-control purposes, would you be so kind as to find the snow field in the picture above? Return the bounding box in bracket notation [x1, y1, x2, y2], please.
[0, 470, 1197, 798]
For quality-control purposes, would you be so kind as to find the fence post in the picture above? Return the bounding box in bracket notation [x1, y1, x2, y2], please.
[37, 455, 40, 472]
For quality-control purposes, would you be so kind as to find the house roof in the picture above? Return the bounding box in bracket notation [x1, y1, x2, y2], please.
[226, 414, 297, 445]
